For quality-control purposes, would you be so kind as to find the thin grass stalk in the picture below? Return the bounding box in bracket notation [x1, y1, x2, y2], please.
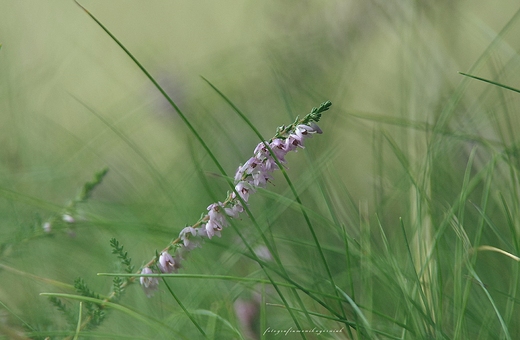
[359, 199, 373, 329]
[161, 279, 206, 337]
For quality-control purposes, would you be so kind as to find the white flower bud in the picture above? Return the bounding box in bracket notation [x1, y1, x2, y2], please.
[62, 214, 75, 223]
[140, 267, 159, 297]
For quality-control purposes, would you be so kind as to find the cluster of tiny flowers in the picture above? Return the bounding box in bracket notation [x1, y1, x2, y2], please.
[139, 251, 182, 297]
[139, 103, 329, 297]
[180, 121, 321, 247]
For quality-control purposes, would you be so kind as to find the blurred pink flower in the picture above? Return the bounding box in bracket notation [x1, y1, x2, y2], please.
[140, 267, 159, 297]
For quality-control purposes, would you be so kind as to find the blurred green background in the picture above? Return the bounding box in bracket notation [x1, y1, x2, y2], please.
[2, 1, 520, 339]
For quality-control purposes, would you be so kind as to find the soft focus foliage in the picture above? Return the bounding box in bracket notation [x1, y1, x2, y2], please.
[2, 1, 520, 339]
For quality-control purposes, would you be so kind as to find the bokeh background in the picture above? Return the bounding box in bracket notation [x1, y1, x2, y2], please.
[2, 1, 520, 339]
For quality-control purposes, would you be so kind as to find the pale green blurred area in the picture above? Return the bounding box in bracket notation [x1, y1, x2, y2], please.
[2, 0, 520, 338]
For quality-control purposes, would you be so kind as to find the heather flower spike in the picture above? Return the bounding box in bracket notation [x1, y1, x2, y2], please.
[139, 101, 331, 296]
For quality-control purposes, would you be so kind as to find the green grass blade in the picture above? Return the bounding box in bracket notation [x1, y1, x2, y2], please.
[336, 287, 377, 339]
[459, 72, 520, 94]
[161, 279, 206, 337]
[467, 270, 512, 340]
[0, 299, 35, 334]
